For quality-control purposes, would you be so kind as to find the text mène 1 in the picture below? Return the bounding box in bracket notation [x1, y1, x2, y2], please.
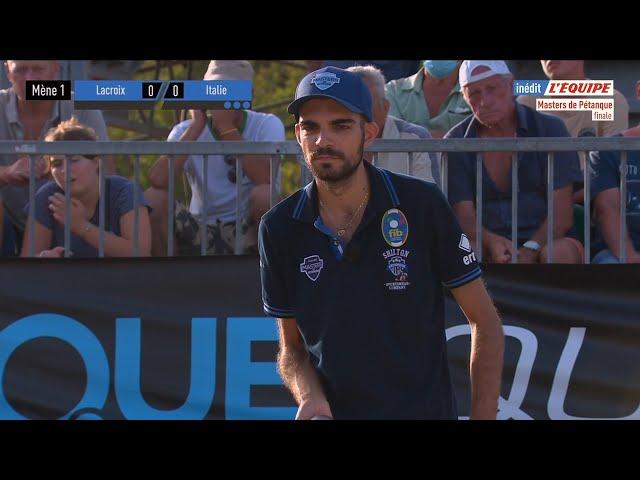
[26, 80, 72, 101]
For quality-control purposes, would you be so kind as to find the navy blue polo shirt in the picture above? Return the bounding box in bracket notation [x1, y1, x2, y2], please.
[589, 137, 640, 255]
[445, 103, 580, 244]
[258, 161, 482, 419]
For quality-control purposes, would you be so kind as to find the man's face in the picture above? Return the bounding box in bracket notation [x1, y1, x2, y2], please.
[295, 98, 378, 183]
[541, 60, 584, 80]
[463, 74, 514, 127]
[363, 78, 389, 136]
[5, 60, 59, 101]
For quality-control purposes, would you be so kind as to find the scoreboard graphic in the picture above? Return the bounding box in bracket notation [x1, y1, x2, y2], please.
[26, 80, 252, 110]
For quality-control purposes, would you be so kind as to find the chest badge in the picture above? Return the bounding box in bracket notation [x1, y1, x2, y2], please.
[382, 208, 409, 247]
[300, 255, 324, 282]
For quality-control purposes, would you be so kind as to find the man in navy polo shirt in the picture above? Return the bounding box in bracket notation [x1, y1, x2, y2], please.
[258, 67, 504, 420]
[445, 60, 583, 264]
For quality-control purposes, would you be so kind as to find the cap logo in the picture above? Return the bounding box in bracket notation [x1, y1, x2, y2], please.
[471, 65, 491, 76]
[310, 72, 341, 91]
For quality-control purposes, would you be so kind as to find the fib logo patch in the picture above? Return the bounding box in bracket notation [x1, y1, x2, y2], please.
[381, 209, 409, 247]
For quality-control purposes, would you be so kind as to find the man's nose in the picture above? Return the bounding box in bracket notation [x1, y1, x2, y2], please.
[314, 128, 334, 148]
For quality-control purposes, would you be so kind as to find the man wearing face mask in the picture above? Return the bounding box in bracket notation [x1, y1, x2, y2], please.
[385, 60, 471, 138]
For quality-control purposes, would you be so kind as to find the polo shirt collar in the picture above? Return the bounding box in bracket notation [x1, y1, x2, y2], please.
[5, 88, 62, 128]
[402, 68, 425, 93]
[463, 100, 530, 138]
[291, 160, 401, 223]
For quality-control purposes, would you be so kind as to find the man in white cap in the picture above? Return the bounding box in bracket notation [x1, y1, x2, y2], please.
[445, 60, 583, 264]
[145, 60, 285, 256]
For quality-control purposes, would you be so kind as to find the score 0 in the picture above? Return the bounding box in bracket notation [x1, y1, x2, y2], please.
[142, 82, 163, 99]
[164, 82, 184, 99]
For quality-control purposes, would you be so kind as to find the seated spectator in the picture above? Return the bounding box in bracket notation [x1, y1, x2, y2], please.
[385, 60, 471, 138]
[346, 65, 440, 187]
[145, 60, 285, 256]
[307, 60, 420, 82]
[589, 79, 640, 264]
[446, 60, 583, 264]
[518, 60, 629, 203]
[0, 60, 112, 256]
[20, 119, 150, 258]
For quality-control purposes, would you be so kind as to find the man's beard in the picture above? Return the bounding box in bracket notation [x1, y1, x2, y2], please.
[306, 137, 365, 183]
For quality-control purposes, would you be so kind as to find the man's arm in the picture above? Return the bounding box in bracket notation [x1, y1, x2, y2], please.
[209, 110, 273, 185]
[450, 277, 504, 420]
[452, 200, 513, 263]
[0, 155, 47, 187]
[517, 184, 574, 262]
[277, 317, 333, 420]
[594, 188, 640, 262]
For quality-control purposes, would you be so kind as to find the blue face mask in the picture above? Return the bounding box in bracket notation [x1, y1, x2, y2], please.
[423, 60, 459, 79]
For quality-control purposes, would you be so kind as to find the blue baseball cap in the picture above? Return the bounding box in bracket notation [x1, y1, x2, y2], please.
[288, 66, 373, 122]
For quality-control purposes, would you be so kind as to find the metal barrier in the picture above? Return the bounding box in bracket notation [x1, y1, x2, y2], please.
[2, 137, 640, 262]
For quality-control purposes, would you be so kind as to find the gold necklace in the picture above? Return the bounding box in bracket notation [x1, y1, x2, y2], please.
[319, 189, 369, 238]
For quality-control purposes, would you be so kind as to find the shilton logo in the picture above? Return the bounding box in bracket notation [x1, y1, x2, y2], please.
[310, 72, 341, 91]
[300, 255, 324, 281]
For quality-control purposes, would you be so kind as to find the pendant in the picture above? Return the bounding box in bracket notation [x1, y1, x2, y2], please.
[337, 229, 346, 237]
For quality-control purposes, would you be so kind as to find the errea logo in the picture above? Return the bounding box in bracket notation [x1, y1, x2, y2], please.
[311, 72, 341, 91]
[459, 234, 472, 253]
[458, 234, 476, 265]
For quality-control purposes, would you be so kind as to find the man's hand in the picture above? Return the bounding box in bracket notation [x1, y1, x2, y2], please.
[48, 193, 90, 235]
[209, 109, 239, 133]
[189, 109, 207, 129]
[3, 155, 47, 186]
[38, 246, 66, 258]
[486, 235, 513, 263]
[628, 250, 640, 264]
[517, 246, 540, 264]
[295, 398, 333, 420]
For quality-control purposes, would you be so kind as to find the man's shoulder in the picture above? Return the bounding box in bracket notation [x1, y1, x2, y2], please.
[526, 105, 569, 135]
[391, 116, 431, 139]
[261, 188, 307, 229]
[247, 110, 284, 127]
[35, 180, 61, 198]
[106, 175, 133, 191]
[613, 88, 629, 107]
[0, 88, 12, 104]
[385, 71, 418, 93]
[444, 114, 473, 139]
[381, 168, 443, 204]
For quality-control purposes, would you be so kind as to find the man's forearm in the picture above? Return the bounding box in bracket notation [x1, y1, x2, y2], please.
[217, 129, 270, 185]
[598, 204, 637, 259]
[470, 321, 504, 419]
[149, 120, 204, 189]
[0, 165, 8, 187]
[278, 345, 327, 405]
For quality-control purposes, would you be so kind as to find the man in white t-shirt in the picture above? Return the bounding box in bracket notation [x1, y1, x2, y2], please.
[145, 60, 285, 256]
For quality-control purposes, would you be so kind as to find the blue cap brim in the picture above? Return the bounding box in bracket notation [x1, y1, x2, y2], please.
[288, 94, 371, 122]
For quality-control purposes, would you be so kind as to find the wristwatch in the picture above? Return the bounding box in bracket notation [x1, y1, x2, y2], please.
[523, 240, 541, 252]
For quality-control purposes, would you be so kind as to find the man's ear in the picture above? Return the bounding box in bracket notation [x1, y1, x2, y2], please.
[294, 122, 302, 145]
[363, 120, 380, 147]
[635, 80, 640, 101]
